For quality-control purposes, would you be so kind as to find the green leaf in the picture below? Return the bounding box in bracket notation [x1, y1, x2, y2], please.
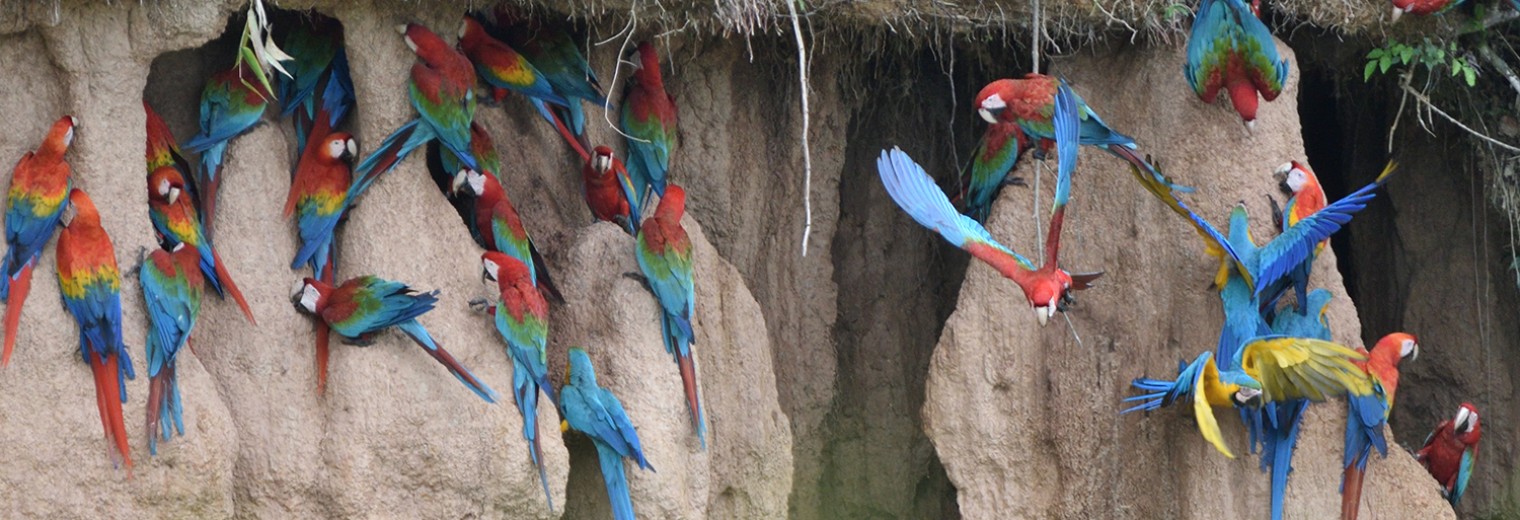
[1464, 66, 1476, 86]
[1434, 48, 1445, 62]
[1365, 60, 1377, 81]
[239, 46, 275, 102]
[1380, 55, 1393, 74]
[1400, 47, 1415, 64]
[1368, 48, 1385, 59]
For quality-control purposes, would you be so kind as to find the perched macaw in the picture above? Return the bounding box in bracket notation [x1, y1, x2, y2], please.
[583, 145, 640, 234]
[878, 83, 1101, 325]
[635, 184, 707, 448]
[1341, 332, 1419, 520]
[495, 15, 609, 138]
[478, 252, 558, 510]
[1250, 288, 1333, 520]
[449, 168, 564, 303]
[182, 64, 271, 234]
[434, 122, 502, 243]
[144, 102, 195, 185]
[278, 13, 354, 158]
[56, 188, 135, 471]
[561, 347, 654, 520]
[291, 275, 499, 403]
[351, 23, 478, 182]
[1266, 160, 1327, 314]
[620, 41, 679, 210]
[1183, 0, 1290, 128]
[456, 17, 586, 159]
[960, 120, 1032, 224]
[1391, 0, 1467, 21]
[974, 74, 1193, 197]
[146, 165, 256, 324]
[1417, 403, 1481, 507]
[140, 243, 205, 456]
[0, 115, 75, 366]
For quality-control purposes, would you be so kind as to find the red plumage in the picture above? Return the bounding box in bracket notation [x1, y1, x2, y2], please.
[582, 146, 632, 226]
[403, 24, 475, 102]
[1418, 403, 1481, 500]
[2, 115, 76, 366]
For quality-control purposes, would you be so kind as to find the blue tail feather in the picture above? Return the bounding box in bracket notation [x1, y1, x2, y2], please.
[595, 442, 637, 520]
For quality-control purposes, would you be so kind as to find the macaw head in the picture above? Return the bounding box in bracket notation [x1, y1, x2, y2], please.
[399, 22, 450, 59]
[1273, 161, 1319, 197]
[60, 188, 98, 230]
[590, 146, 616, 176]
[1373, 332, 1420, 365]
[566, 346, 597, 387]
[450, 168, 490, 198]
[321, 132, 357, 164]
[456, 16, 487, 51]
[974, 79, 1017, 124]
[1391, 0, 1415, 22]
[623, 41, 663, 85]
[1219, 371, 1264, 406]
[656, 184, 687, 221]
[40, 115, 78, 159]
[480, 251, 530, 287]
[289, 277, 333, 315]
[1025, 277, 1065, 327]
[148, 166, 189, 206]
[1453, 403, 1482, 445]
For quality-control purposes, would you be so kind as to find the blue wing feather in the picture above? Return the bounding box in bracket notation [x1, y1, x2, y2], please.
[1255, 179, 1383, 297]
[877, 148, 1037, 270]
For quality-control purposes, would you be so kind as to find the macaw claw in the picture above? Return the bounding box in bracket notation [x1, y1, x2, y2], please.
[1001, 176, 1028, 188]
[467, 298, 492, 314]
[623, 272, 652, 293]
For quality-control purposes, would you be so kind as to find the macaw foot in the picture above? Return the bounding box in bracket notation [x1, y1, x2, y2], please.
[127, 246, 149, 277]
[1002, 176, 1027, 188]
[1031, 148, 1050, 161]
[623, 272, 653, 294]
[467, 298, 495, 314]
[343, 334, 376, 347]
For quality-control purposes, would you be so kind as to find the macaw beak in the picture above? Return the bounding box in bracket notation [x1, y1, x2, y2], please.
[1455, 407, 1473, 432]
[1244, 119, 1256, 135]
[1035, 306, 1050, 327]
[1410, 343, 1420, 362]
[978, 108, 998, 124]
[1391, 6, 1405, 22]
[167, 187, 180, 205]
[449, 170, 469, 196]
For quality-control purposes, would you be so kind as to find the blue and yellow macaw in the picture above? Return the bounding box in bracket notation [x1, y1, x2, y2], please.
[1245, 288, 1333, 520]
[1183, 0, 1289, 128]
[561, 347, 654, 520]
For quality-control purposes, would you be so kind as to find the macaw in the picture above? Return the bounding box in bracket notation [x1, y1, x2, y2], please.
[1250, 288, 1334, 520]
[434, 122, 501, 243]
[973, 74, 1193, 197]
[620, 41, 679, 210]
[182, 64, 271, 235]
[140, 243, 205, 456]
[0, 115, 75, 366]
[144, 102, 195, 185]
[56, 188, 135, 471]
[449, 168, 564, 303]
[583, 145, 640, 234]
[1417, 403, 1481, 507]
[634, 184, 707, 448]
[456, 17, 586, 159]
[560, 347, 654, 520]
[146, 165, 256, 324]
[1391, 0, 1467, 21]
[1263, 160, 1327, 314]
[477, 252, 559, 510]
[960, 120, 1032, 224]
[351, 23, 478, 182]
[878, 83, 1102, 325]
[1341, 332, 1419, 520]
[278, 13, 354, 159]
[495, 15, 609, 138]
[290, 275, 499, 403]
[1183, 0, 1290, 128]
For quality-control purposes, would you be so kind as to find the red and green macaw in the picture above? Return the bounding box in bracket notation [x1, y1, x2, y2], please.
[290, 275, 499, 403]
[56, 188, 135, 472]
[1266, 160, 1326, 314]
[353, 23, 478, 181]
[277, 13, 353, 160]
[1183, 0, 1290, 128]
[478, 252, 558, 510]
[0, 115, 75, 366]
[960, 120, 1032, 224]
[1341, 332, 1419, 520]
[561, 347, 654, 520]
[456, 16, 586, 159]
[635, 184, 706, 447]
[495, 13, 609, 139]
[974, 74, 1193, 197]
[435, 122, 501, 244]
[182, 64, 271, 235]
[620, 41, 679, 211]
[879, 82, 1101, 325]
[140, 243, 205, 456]
[1417, 402, 1481, 507]
[583, 145, 640, 235]
[449, 168, 564, 303]
[1391, 0, 1467, 21]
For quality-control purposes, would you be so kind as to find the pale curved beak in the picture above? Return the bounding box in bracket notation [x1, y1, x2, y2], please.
[167, 187, 180, 205]
[449, 170, 469, 196]
[1391, 6, 1404, 22]
[1035, 307, 1050, 327]
[978, 108, 996, 124]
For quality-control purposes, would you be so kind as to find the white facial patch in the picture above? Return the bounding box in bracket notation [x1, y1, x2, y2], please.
[981, 93, 1006, 111]
[157, 178, 172, 197]
[298, 284, 322, 313]
[1286, 169, 1308, 193]
[593, 154, 612, 174]
[468, 170, 487, 195]
[1400, 339, 1418, 358]
[1236, 387, 1262, 400]
[327, 138, 347, 159]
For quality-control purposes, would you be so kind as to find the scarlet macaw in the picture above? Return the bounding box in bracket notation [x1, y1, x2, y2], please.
[146, 164, 255, 324]
[583, 145, 640, 234]
[560, 347, 654, 520]
[352, 23, 478, 182]
[961, 120, 1031, 223]
[879, 82, 1101, 325]
[1264, 160, 1327, 314]
[290, 275, 499, 403]
[1391, 0, 1466, 21]
[449, 168, 564, 303]
[0, 115, 75, 366]
[635, 184, 706, 448]
[1183, 0, 1290, 128]
[1341, 332, 1419, 520]
[620, 41, 679, 210]
[182, 64, 271, 234]
[140, 243, 205, 456]
[1417, 402, 1481, 507]
[456, 17, 586, 159]
[476, 252, 558, 510]
[57, 188, 135, 471]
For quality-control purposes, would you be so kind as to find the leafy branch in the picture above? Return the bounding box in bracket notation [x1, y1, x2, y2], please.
[1365, 38, 1478, 87]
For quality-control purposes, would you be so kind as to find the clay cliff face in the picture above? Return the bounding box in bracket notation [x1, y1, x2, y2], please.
[0, 1, 1472, 519]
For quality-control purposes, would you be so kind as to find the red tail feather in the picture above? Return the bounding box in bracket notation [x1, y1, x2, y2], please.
[212, 249, 256, 324]
[421, 342, 493, 401]
[1, 262, 35, 366]
[546, 109, 589, 162]
[678, 353, 701, 431]
[146, 367, 169, 451]
[201, 176, 221, 241]
[90, 353, 133, 474]
[1342, 465, 1365, 520]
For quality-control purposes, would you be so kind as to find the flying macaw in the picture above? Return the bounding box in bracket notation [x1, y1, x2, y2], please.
[290, 275, 500, 403]
[1183, 0, 1290, 128]
[960, 120, 1032, 224]
[1417, 402, 1481, 507]
[561, 347, 655, 520]
[1341, 332, 1419, 520]
[278, 13, 354, 159]
[495, 15, 609, 138]
[1391, 0, 1467, 21]
[351, 23, 478, 182]
[973, 74, 1193, 197]
[449, 168, 564, 303]
[583, 145, 641, 234]
[456, 16, 586, 159]
[635, 184, 706, 448]
[182, 64, 271, 235]
[476, 252, 559, 510]
[146, 161, 256, 324]
[620, 41, 679, 210]
[0, 115, 75, 366]
[879, 83, 1101, 325]
[56, 188, 135, 471]
[140, 243, 205, 456]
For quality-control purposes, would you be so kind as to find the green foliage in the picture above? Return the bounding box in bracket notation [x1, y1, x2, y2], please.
[1364, 38, 1477, 87]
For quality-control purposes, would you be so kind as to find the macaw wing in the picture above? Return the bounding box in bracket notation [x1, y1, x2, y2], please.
[1191, 352, 1234, 458]
[623, 105, 675, 171]
[1254, 163, 1395, 297]
[139, 254, 196, 376]
[636, 235, 695, 322]
[1183, 0, 1231, 99]
[185, 82, 262, 152]
[1229, 0, 1290, 100]
[408, 68, 478, 171]
[615, 162, 642, 230]
[1121, 162, 1249, 283]
[320, 50, 355, 127]
[877, 147, 1039, 276]
[1455, 447, 1477, 504]
[5, 157, 69, 255]
[1239, 336, 1372, 403]
[496, 307, 548, 365]
[1043, 81, 1081, 267]
[598, 387, 647, 461]
[578, 388, 638, 458]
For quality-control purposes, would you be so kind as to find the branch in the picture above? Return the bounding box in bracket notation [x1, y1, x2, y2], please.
[1399, 77, 1520, 153]
[786, 0, 815, 257]
[1476, 42, 1520, 108]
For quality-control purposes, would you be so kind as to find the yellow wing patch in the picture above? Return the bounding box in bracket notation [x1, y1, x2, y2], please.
[1193, 356, 1234, 459]
[1241, 337, 1372, 402]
